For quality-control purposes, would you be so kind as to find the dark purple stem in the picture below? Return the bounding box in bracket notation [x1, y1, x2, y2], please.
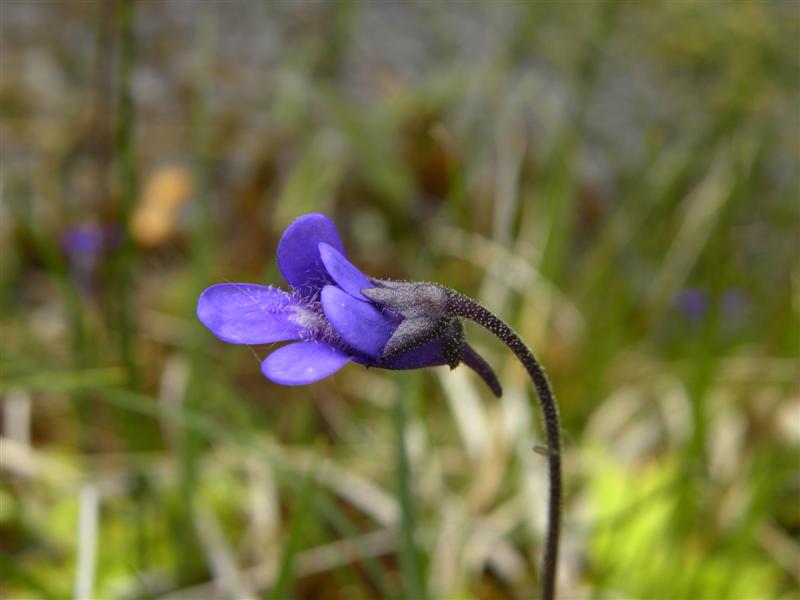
[446, 290, 562, 600]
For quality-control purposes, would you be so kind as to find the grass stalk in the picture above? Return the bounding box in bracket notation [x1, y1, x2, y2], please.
[393, 374, 428, 600]
[113, 0, 140, 392]
[272, 466, 318, 599]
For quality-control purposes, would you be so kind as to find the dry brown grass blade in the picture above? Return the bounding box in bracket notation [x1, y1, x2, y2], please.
[193, 505, 257, 600]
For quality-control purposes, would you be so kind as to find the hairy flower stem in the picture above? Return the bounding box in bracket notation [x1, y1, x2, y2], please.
[446, 290, 562, 600]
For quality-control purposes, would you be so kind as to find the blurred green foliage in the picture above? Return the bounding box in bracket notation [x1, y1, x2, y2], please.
[1, 1, 798, 599]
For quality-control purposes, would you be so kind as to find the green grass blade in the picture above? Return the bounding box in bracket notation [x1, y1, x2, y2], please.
[393, 373, 427, 600]
[272, 463, 319, 599]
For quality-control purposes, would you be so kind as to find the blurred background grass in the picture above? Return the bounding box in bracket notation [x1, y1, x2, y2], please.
[1, 1, 798, 599]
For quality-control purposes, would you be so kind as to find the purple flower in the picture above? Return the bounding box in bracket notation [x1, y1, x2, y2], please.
[675, 287, 709, 320]
[60, 222, 120, 295]
[197, 214, 500, 393]
[61, 223, 107, 258]
[721, 288, 747, 317]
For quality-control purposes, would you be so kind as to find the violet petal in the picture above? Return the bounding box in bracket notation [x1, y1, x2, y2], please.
[277, 214, 346, 298]
[197, 283, 303, 344]
[261, 341, 350, 385]
[319, 242, 373, 301]
[377, 339, 447, 369]
[320, 284, 395, 358]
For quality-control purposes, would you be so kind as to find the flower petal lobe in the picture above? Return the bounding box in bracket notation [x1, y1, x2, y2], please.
[277, 214, 346, 298]
[261, 342, 350, 385]
[197, 283, 302, 344]
[321, 285, 396, 358]
[319, 242, 373, 300]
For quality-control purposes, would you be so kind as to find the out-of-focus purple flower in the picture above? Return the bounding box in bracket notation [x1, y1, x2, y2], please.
[197, 214, 499, 392]
[60, 223, 119, 294]
[62, 223, 106, 258]
[721, 288, 747, 317]
[675, 287, 708, 320]
[675, 286, 749, 324]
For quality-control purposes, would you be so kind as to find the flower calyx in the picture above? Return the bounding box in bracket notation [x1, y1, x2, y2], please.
[361, 280, 463, 370]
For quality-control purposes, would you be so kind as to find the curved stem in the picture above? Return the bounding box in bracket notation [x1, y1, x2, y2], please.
[446, 290, 562, 600]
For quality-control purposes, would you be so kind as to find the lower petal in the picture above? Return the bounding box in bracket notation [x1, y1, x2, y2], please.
[261, 342, 350, 385]
[197, 283, 303, 344]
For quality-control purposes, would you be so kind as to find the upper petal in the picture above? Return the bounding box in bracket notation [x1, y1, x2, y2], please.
[197, 283, 303, 344]
[277, 214, 346, 299]
[320, 284, 396, 358]
[261, 341, 350, 385]
[319, 242, 373, 301]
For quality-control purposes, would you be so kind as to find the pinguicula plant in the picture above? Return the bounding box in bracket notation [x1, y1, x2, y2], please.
[197, 213, 562, 600]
